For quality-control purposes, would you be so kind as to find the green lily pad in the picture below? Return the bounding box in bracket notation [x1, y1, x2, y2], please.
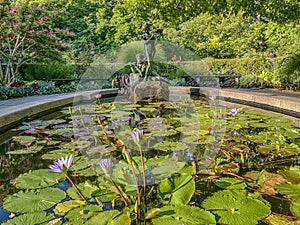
[279, 166, 300, 184]
[54, 200, 86, 216]
[67, 181, 100, 201]
[42, 149, 79, 160]
[153, 141, 188, 152]
[151, 157, 186, 180]
[48, 119, 67, 125]
[202, 190, 271, 225]
[14, 169, 65, 189]
[64, 205, 103, 224]
[215, 177, 247, 190]
[152, 205, 216, 225]
[85, 210, 130, 225]
[276, 183, 300, 217]
[264, 213, 300, 225]
[1, 212, 55, 225]
[6, 145, 43, 155]
[158, 172, 195, 205]
[12, 136, 36, 146]
[3, 188, 66, 213]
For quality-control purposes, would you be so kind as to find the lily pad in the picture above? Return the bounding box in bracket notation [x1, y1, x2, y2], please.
[1, 212, 55, 225]
[67, 181, 100, 201]
[54, 200, 86, 216]
[12, 136, 36, 146]
[153, 141, 188, 152]
[85, 210, 130, 225]
[3, 187, 66, 213]
[202, 189, 271, 225]
[158, 172, 195, 205]
[279, 166, 300, 184]
[215, 177, 247, 190]
[276, 183, 300, 217]
[42, 149, 79, 160]
[151, 157, 186, 180]
[6, 146, 43, 155]
[64, 205, 103, 224]
[152, 205, 216, 225]
[14, 169, 65, 189]
[264, 213, 300, 225]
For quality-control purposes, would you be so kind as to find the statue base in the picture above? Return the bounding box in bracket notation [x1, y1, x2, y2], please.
[130, 76, 169, 103]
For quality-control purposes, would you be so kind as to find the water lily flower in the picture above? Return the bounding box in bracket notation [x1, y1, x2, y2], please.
[48, 155, 73, 173]
[99, 158, 112, 174]
[124, 148, 131, 157]
[228, 108, 240, 116]
[132, 128, 143, 145]
[123, 148, 137, 167]
[209, 95, 217, 101]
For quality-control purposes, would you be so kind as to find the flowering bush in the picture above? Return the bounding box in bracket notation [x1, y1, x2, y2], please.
[0, 1, 72, 86]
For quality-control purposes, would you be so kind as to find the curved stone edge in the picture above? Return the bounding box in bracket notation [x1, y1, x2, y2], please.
[191, 87, 300, 119]
[0, 89, 118, 133]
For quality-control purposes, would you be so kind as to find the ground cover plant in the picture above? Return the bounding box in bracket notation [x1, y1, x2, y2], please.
[0, 96, 300, 224]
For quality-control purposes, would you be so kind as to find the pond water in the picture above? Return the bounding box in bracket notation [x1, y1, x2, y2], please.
[0, 95, 300, 224]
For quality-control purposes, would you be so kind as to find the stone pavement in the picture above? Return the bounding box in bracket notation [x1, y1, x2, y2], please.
[0, 87, 299, 132]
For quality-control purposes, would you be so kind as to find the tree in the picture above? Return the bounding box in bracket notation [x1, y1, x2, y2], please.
[0, 1, 70, 86]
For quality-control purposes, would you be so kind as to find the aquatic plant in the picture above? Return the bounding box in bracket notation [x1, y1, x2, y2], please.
[1, 100, 300, 224]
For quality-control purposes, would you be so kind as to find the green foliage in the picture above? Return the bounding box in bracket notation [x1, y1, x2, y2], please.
[202, 189, 271, 225]
[0, 85, 35, 99]
[158, 166, 195, 205]
[14, 169, 65, 189]
[1, 212, 55, 225]
[152, 205, 216, 225]
[277, 183, 300, 217]
[278, 53, 300, 90]
[2, 188, 66, 213]
[22, 62, 76, 81]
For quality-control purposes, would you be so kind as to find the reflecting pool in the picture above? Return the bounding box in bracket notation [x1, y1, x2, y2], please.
[0, 96, 300, 224]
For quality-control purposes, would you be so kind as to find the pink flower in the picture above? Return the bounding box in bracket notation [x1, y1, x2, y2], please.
[41, 15, 48, 21]
[13, 57, 17, 61]
[36, 21, 42, 25]
[13, 24, 18, 29]
[48, 32, 55, 37]
[11, 8, 17, 14]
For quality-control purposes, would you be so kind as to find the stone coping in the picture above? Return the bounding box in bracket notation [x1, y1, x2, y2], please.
[194, 87, 300, 119]
[1, 87, 300, 133]
[0, 89, 117, 133]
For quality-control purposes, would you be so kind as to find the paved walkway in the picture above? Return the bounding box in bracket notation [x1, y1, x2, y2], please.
[0, 87, 299, 132]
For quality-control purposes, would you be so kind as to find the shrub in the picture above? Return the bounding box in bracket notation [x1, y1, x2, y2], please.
[237, 74, 270, 88]
[22, 62, 75, 81]
[278, 53, 300, 90]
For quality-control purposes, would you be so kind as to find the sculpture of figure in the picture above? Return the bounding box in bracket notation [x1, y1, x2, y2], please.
[130, 53, 147, 78]
[140, 23, 163, 78]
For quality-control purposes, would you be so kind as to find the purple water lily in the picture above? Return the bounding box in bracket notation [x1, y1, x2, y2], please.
[228, 108, 240, 116]
[209, 95, 217, 101]
[99, 158, 112, 174]
[132, 128, 143, 144]
[124, 148, 131, 157]
[48, 155, 73, 173]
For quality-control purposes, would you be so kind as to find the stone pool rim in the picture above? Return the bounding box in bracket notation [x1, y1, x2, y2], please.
[1, 87, 300, 133]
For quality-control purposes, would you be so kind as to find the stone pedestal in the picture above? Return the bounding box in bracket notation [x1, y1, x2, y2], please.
[131, 76, 169, 103]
